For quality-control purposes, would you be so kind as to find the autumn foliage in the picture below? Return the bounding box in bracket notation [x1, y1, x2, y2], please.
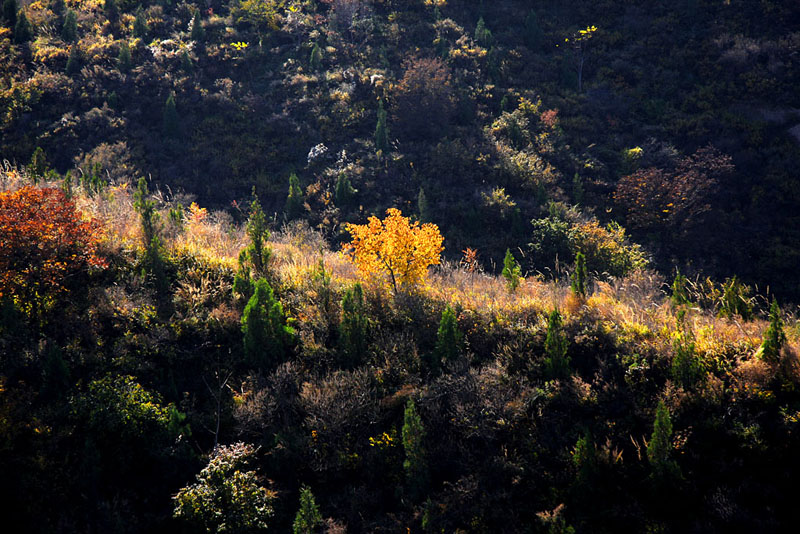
[344, 208, 444, 293]
[0, 186, 106, 311]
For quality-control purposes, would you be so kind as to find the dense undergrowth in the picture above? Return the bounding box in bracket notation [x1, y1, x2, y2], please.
[2, 163, 800, 533]
[2, 0, 800, 297]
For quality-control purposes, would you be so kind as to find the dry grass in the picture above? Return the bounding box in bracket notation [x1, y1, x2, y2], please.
[0, 164, 781, 367]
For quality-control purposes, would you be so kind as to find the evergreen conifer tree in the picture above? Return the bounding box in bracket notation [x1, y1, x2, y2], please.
[2, 0, 16, 28]
[340, 283, 369, 366]
[61, 8, 77, 42]
[117, 40, 132, 72]
[65, 44, 81, 75]
[190, 8, 204, 42]
[242, 278, 294, 368]
[104, 0, 118, 23]
[133, 177, 168, 293]
[163, 93, 179, 137]
[760, 299, 787, 363]
[180, 49, 193, 72]
[402, 398, 429, 499]
[334, 173, 356, 207]
[435, 305, 462, 364]
[524, 10, 542, 50]
[375, 99, 389, 154]
[133, 6, 147, 39]
[417, 187, 431, 223]
[502, 248, 522, 292]
[544, 308, 570, 379]
[14, 7, 31, 43]
[570, 251, 587, 299]
[28, 147, 48, 183]
[50, 0, 65, 17]
[475, 16, 492, 47]
[286, 173, 303, 219]
[293, 486, 323, 534]
[309, 42, 322, 71]
[671, 270, 689, 307]
[647, 401, 679, 480]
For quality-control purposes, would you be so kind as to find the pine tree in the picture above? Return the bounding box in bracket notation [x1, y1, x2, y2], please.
[671, 316, 702, 389]
[180, 49, 193, 72]
[334, 173, 356, 207]
[133, 177, 167, 293]
[502, 248, 522, 292]
[572, 173, 584, 205]
[671, 270, 689, 307]
[163, 93, 179, 137]
[2, 0, 16, 28]
[524, 10, 542, 50]
[417, 187, 431, 223]
[245, 190, 270, 277]
[570, 251, 587, 299]
[474, 16, 492, 47]
[28, 147, 48, 183]
[760, 299, 786, 363]
[61, 8, 77, 42]
[104, 0, 118, 23]
[293, 486, 322, 534]
[190, 9, 204, 42]
[117, 40, 132, 72]
[402, 398, 429, 499]
[374, 99, 389, 154]
[65, 44, 81, 75]
[340, 283, 369, 366]
[13, 7, 31, 43]
[309, 42, 322, 71]
[286, 173, 303, 219]
[50, 0, 66, 18]
[435, 305, 462, 365]
[242, 278, 294, 368]
[572, 430, 597, 487]
[647, 401, 679, 479]
[133, 6, 147, 39]
[544, 308, 570, 379]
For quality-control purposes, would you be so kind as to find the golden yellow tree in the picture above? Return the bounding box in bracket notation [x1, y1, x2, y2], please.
[344, 208, 444, 294]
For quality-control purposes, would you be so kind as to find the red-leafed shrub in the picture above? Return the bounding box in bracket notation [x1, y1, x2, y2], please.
[0, 186, 107, 313]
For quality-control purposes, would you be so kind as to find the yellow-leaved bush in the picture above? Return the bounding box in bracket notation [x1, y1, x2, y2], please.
[344, 208, 444, 294]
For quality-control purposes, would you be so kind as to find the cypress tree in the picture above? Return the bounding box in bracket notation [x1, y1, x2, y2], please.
[163, 93, 179, 137]
[647, 401, 680, 480]
[133, 177, 167, 293]
[50, 0, 66, 18]
[340, 283, 368, 366]
[117, 40, 132, 72]
[286, 173, 303, 219]
[65, 44, 81, 75]
[190, 8, 204, 42]
[241, 278, 294, 368]
[309, 42, 322, 71]
[14, 7, 31, 43]
[417, 187, 431, 223]
[2, 0, 15, 28]
[133, 6, 147, 39]
[245, 190, 270, 277]
[402, 398, 429, 499]
[375, 99, 389, 154]
[435, 305, 462, 364]
[760, 299, 786, 363]
[61, 8, 77, 42]
[334, 173, 356, 207]
[104, 0, 118, 23]
[293, 486, 323, 534]
[671, 270, 689, 307]
[544, 308, 570, 379]
[501, 248, 522, 292]
[524, 10, 542, 50]
[570, 251, 587, 299]
[28, 146, 48, 183]
[474, 16, 492, 47]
